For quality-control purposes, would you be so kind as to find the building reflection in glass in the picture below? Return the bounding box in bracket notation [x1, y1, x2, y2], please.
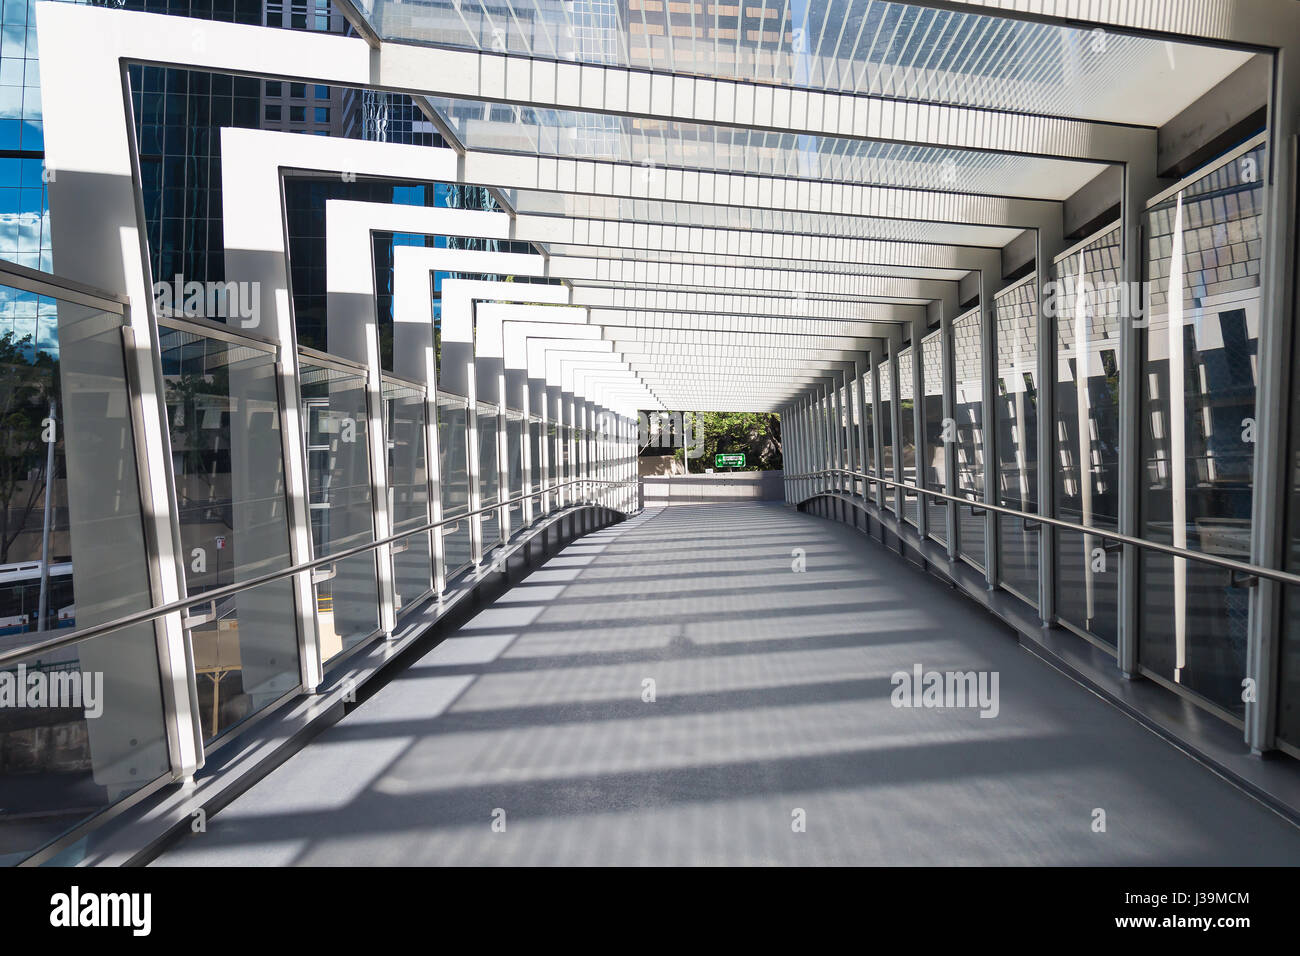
[898, 345, 918, 526]
[1140, 141, 1264, 718]
[159, 324, 299, 739]
[879, 357, 894, 511]
[953, 308, 985, 570]
[436, 392, 472, 576]
[922, 329, 946, 543]
[300, 359, 379, 660]
[1052, 226, 1122, 647]
[994, 277, 1040, 607]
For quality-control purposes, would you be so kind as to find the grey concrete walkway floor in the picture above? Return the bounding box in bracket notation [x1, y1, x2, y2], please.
[155, 503, 1300, 865]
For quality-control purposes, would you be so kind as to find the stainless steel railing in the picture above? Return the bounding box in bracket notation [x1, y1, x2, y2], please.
[0, 476, 639, 668]
[785, 467, 1300, 589]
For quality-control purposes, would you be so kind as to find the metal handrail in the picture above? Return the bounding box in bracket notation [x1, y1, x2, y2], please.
[0, 257, 129, 311]
[0, 476, 639, 667]
[786, 466, 1300, 589]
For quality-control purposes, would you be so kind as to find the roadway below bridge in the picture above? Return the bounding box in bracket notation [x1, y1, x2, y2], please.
[154, 502, 1300, 865]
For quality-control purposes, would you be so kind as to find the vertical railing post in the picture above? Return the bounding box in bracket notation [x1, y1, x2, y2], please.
[887, 328, 905, 516]
[870, 346, 884, 509]
[832, 372, 845, 494]
[1246, 57, 1300, 752]
[1118, 153, 1158, 679]
[856, 354, 870, 498]
[911, 314, 928, 539]
[942, 300, 960, 560]
[980, 260, 1001, 590]
[1037, 216, 1065, 625]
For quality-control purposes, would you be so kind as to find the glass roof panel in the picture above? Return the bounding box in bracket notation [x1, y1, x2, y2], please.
[512, 191, 1022, 246]
[542, 244, 969, 280]
[574, 280, 930, 306]
[571, 280, 927, 304]
[369, 0, 1250, 125]
[434, 97, 1105, 199]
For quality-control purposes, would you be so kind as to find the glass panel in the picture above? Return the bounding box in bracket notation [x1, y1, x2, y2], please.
[898, 347, 918, 525]
[0, 295, 169, 864]
[815, 397, 825, 474]
[300, 361, 378, 659]
[556, 422, 570, 504]
[586, 423, 594, 481]
[1282, 177, 1300, 750]
[566, 423, 575, 493]
[922, 330, 947, 543]
[879, 359, 894, 511]
[1281, 309, 1300, 746]
[832, 387, 842, 474]
[954, 308, 986, 570]
[1052, 226, 1123, 647]
[383, 379, 431, 614]
[159, 327, 298, 741]
[583, 424, 594, 500]
[528, 416, 542, 519]
[850, 378, 863, 496]
[808, 400, 819, 476]
[841, 385, 853, 482]
[572, 425, 584, 495]
[1140, 143, 1264, 718]
[595, 423, 605, 495]
[564, 426, 574, 502]
[1283, 576, 1300, 750]
[546, 419, 558, 508]
[436, 392, 472, 577]
[811, 395, 821, 476]
[477, 402, 500, 550]
[995, 279, 1040, 606]
[861, 371, 875, 476]
[506, 410, 524, 536]
[830, 397, 838, 474]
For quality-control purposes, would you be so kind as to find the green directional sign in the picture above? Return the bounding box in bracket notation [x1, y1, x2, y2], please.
[715, 453, 746, 469]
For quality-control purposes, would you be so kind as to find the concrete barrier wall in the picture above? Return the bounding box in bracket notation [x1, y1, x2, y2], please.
[642, 470, 784, 502]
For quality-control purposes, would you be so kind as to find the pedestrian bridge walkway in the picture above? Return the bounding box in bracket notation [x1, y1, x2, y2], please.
[155, 503, 1300, 866]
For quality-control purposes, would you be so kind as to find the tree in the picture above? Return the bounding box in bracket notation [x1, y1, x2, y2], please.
[164, 366, 235, 532]
[0, 331, 59, 563]
[670, 411, 783, 471]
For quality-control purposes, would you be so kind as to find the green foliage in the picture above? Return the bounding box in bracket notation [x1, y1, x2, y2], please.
[0, 331, 60, 562]
[164, 366, 232, 515]
[668, 411, 783, 472]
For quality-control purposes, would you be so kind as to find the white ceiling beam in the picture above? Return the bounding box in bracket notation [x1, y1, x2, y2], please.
[569, 287, 925, 323]
[594, 311, 904, 337]
[544, 246, 971, 282]
[548, 256, 954, 300]
[512, 215, 997, 270]
[463, 151, 1062, 228]
[914, 0, 1298, 45]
